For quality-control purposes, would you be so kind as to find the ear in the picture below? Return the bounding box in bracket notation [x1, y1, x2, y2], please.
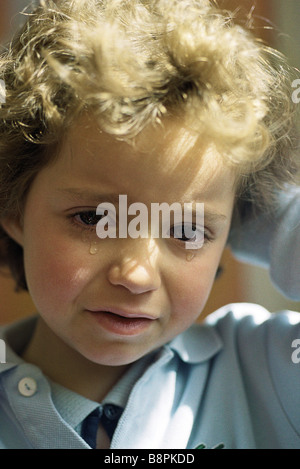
[1, 216, 24, 247]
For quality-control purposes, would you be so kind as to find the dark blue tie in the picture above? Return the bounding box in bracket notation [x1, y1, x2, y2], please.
[81, 404, 123, 449]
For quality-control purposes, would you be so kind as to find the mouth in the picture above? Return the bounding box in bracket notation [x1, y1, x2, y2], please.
[86, 308, 157, 336]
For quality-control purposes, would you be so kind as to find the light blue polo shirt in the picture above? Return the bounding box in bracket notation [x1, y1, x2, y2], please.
[0, 304, 300, 449]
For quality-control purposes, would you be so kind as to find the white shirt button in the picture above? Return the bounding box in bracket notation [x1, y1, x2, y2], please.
[18, 377, 37, 397]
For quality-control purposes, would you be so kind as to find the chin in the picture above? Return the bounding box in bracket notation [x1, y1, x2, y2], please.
[80, 344, 151, 368]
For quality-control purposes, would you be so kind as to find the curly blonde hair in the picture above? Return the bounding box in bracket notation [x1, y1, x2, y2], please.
[0, 0, 298, 290]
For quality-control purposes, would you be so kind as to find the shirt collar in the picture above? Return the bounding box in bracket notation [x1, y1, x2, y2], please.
[0, 315, 223, 438]
[49, 380, 100, 430]
[168, 322, 223, 364]
[49, 349, 156, 431]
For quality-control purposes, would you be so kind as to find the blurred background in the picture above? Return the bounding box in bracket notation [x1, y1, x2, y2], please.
[0, 0, 299, 325]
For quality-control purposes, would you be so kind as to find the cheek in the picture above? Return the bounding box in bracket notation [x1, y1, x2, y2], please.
[170, 250, 223, 323]
[175, 264, 214, 309]
[23, 228, 91, 314]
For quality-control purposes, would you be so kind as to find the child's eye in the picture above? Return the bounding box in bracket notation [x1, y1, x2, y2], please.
[70, 210, 105, 234]
[74, 210, 102, 227]
[169, 223, 210, 248]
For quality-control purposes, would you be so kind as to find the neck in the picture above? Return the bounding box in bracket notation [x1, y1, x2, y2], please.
[21, 317, 130, 402]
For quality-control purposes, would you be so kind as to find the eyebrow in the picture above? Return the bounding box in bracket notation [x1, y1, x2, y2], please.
[203, 211, 227, 224]
[56, 188, 122, 204]
[57, 188, 228, 224]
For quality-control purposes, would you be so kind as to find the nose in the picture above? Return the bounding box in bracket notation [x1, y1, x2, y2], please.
[107, 239, 161, 294]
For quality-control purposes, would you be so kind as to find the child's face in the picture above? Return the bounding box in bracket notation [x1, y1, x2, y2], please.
[6, 117, 236, 366]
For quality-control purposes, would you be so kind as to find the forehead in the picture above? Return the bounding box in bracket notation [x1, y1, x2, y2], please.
[55, 116, 236, 197]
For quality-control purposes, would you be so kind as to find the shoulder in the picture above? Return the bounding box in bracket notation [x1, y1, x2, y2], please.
[205, 302, 300, 337]
[204, 303, 300, 362]
[206, 303, 300, 434]
[171, 303, 300, 365]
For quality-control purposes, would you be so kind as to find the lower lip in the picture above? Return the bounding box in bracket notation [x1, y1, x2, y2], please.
[87, 311, 154, 336]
